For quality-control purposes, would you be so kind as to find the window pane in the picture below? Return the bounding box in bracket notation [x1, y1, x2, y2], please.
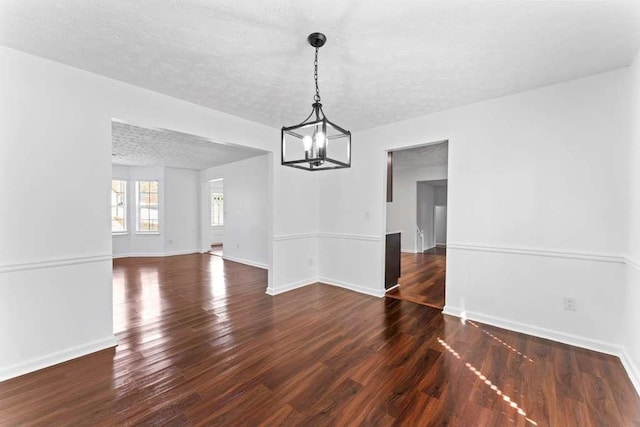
[111, 180, 127, 233]
[136, 180, 159, 232]
[211, 192, 224, 226]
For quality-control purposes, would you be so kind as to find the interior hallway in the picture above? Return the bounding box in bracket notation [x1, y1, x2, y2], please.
[387, 248, 446, 309]
[1, 253, 638, 425]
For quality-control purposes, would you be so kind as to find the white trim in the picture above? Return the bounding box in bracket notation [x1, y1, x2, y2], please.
[0, 254, 112, 273]
[624, 256, 640, 271]
[385, 283, 400, 292]
[273, 233, 317, 241]
[112, 249, 199, 259]
[266, 278, 317, 295]
[221, 255, 268, 269]
[0, 335, 118, 383]
[273, 232, 382, 242]
[442, 305, 621, 356]
[265, 277, 385, 298]
[317, 233, 382, 242]
[318, 277, 385, 298]
[619, 348, 640, 396]
[447, 242, 624, 264]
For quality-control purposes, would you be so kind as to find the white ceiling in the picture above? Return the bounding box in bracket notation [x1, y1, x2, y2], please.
[393, 141, 448, 170]
[111, 121, 265, 170]
[1, 1, 639, 131]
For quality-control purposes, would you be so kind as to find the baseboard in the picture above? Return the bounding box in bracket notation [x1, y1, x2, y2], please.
[266, 278, 317, 296]
[318, 277, 385, 298]
[0, 335, 118, 383]
[619, 349, 640, 396]
[221, 255, 268, 270]
[112, 249, 199, 259]
[442, 306, 621, 356]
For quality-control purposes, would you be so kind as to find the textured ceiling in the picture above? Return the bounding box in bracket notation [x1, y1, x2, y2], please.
[111, 121, 265, 170]
[393, 141, 448, 170]
[1, 1, 640, 131]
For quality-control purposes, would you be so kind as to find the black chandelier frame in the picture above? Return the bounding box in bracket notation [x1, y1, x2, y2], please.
[281, 32, 352, 171]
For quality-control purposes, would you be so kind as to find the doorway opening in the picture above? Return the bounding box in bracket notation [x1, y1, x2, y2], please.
[208, 178, 224, 257]
[110, 119, 271, 334]
[384, 141, 449, 310]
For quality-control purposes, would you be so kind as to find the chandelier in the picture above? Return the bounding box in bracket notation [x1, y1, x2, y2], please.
[281, 33, 351, 171]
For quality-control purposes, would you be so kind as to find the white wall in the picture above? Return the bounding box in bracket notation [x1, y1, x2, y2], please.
[386, 165, 448, 252]
[434, 185, 448, 206]
[434, 185, 448, 245]
[0, 46, 317, 380]
[416, 182, 448, 250]
[319, 67, 630, 361]
[623, 50, 640, 394]
[417, 182, 435, 250]
[164, 167, 200, 255]
[201, 155, 270, 269]
[434, 206, 447, 245]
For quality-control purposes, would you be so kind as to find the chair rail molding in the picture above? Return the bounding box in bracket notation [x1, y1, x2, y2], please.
[0, 253, 112, 274]
[447, 242, 624, 264]
[273, 232, 382, 242]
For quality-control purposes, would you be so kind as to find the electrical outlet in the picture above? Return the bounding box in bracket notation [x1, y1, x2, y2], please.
[236, 243, 240, 249]
[563, 296, 577, 312]
[308, 257, 313, 266]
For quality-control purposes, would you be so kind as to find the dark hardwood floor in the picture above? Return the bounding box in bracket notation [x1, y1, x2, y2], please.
[0, 253, 638, 425]
[386, 248, 446, 309]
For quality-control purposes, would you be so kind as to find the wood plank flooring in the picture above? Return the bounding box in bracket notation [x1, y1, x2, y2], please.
[386, 249, 446, 309]
[0, 253, 638, 425]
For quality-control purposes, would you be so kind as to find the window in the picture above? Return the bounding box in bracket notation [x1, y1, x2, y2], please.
[136, 180, 159, 233]
[111, 180, 127, 233]
[211, 192, 224, 226]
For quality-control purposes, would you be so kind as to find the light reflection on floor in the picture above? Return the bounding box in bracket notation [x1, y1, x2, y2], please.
[467, 320, 535, 363]
[139, 269, 160, 320]
[208, 256, 227, 298]
[437, 337, 538, 426]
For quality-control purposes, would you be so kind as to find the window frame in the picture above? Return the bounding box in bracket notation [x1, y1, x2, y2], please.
[111, 179, 128, 235]
[135, 180, 160, 234]
[211, 191, 224, 226]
